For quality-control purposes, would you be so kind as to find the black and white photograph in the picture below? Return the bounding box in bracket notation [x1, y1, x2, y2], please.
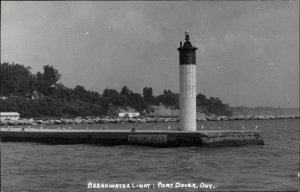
[0, 1, 299, 191]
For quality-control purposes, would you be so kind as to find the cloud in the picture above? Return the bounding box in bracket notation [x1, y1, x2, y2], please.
[224, 32, 265, 46]
[196, 32, 266, 56]
[196, 36, 225, 55]
[105, 10, 162, 44]
[267, 62, 275, 66]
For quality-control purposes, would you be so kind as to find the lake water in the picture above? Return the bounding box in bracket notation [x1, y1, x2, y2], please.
[1, 119, 299, 191]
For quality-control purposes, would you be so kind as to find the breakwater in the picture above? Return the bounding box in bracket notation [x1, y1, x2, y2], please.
[1, 114, 299, 126]
[0, 128, 263, 147]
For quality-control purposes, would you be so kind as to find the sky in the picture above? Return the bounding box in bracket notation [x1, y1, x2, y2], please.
[1, 1, 299, 108]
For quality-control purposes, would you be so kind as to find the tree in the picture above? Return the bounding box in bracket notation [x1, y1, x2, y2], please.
[157, 89, 179, 107]
[101, 89, 121, 106]
[73, 85, 87, 101]
[143, 87, 158, 105]
[127, 92, 145, 112]
[119, 86, 131, 106]
[120, 86, 131, 95]
[36, 65, 61, 95]
[143, 87, 153, 100]
[206, 96, 232, 116]
[196, 93, 207, 106]
[0, 62, 34, 95]
[43, 65, 61, 88]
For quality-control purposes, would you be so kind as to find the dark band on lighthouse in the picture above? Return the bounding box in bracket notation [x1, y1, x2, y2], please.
[178, 33, 197, 65]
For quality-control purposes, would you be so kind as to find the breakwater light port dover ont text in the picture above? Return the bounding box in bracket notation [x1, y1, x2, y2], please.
[87, 182, 216, 189]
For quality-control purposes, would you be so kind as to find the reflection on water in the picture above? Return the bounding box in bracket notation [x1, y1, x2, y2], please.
[1, 119, 299, 191]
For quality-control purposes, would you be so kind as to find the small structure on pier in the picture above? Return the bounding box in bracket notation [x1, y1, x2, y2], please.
[119, 112, 140, 118]
[0, 112, 20, 122]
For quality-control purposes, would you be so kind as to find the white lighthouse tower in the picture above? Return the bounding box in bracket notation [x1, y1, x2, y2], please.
[178, 30, 198, 131]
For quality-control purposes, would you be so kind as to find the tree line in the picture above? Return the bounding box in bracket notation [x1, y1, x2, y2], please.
[0, 62, 232, 117]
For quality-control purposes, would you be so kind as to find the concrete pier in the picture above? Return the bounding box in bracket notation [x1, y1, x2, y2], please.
[0, 128, 264, 147]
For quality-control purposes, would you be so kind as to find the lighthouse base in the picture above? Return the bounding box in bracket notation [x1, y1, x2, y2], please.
[0, 128, 264, 147]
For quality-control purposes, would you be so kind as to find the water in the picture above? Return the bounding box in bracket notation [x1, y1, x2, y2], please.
[1, 119, 299, 191]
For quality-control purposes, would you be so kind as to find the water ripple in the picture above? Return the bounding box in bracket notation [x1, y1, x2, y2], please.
[1, 119, 299, 191]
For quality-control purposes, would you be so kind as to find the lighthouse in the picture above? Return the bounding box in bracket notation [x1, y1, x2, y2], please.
[178, 30, 198, 131]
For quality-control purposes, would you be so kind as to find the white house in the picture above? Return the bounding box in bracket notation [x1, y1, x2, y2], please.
[0, 112, 20, 122]
[118, 112, 140, 118]
[0, 96, 8, 100]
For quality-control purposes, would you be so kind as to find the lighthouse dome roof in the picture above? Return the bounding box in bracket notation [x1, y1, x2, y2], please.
[183, 41, 193, 48]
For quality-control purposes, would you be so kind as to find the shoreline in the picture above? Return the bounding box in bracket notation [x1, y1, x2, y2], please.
[1, 114, 299, 126]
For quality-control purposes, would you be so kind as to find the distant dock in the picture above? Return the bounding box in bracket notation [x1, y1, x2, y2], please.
[0, 128, 264, 147]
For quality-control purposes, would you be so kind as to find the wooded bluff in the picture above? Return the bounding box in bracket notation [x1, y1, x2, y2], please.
[0, 62, 232, 117]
